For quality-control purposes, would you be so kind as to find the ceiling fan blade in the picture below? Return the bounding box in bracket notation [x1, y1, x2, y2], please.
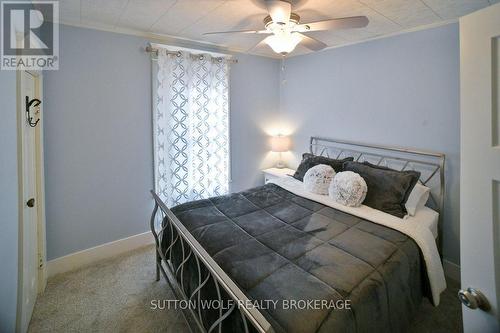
[266, 0, 291, 24]
[203, 29, 269, 35]
[249, 36, 272, 51]
[295, 16, 369, 32]
[297, 33, 327, 51]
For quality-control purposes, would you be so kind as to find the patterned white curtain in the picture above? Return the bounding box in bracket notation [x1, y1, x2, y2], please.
[154, 49, 230, 207]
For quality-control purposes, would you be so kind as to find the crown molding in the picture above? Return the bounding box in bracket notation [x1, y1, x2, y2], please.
[58, 18, 457, 60]
[58, 20, 282, 59]
[287, 18, 458, 58]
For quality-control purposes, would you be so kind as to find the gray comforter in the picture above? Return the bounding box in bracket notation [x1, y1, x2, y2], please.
[164, 183, 428, 333]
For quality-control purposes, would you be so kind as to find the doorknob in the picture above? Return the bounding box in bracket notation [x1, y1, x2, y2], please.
[26, 198, 35, 208]
[458, 288, 490, 311]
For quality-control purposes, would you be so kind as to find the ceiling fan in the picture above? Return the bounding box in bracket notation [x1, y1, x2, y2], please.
[203, 0, 369, 55]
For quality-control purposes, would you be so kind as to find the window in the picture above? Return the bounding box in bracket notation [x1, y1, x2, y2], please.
[153, 47, 231, 206]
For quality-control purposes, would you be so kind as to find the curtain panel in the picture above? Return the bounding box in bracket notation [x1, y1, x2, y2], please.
[154, 50, 230, 207]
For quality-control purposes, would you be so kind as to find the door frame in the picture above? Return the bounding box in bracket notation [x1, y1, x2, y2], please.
[16, 69, 47, 332]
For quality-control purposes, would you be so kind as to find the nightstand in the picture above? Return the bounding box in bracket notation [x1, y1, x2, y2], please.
[262, 167, 295, 184]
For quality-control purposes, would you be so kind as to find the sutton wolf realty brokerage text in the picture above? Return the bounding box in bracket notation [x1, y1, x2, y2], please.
[151, 299, 352, 311]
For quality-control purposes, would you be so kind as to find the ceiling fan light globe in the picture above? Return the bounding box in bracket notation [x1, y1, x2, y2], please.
[265, 32, 302, 54]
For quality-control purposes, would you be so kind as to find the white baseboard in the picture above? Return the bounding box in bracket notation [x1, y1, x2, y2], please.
[47, 230, 463, 284]
[47, 231, 154, 278]
[443, 259, 461, 282]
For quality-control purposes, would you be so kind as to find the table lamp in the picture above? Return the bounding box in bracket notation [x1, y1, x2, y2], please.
[271, 135, 290, 168]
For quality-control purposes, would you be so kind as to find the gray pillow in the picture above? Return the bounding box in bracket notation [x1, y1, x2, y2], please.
[343, 161, 420, 218]
[293, 153, 354, 181]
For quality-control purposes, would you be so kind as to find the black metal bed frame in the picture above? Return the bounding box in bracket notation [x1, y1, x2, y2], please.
[150, 191, 273, 333]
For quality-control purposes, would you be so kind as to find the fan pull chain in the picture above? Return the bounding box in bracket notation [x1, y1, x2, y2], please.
[281, 57, 287, 85]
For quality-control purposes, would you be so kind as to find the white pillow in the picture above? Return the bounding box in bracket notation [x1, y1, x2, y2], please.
[303, 164, 336, 195]
[405, 183, 431, 216]
[328, 171, 367, 207]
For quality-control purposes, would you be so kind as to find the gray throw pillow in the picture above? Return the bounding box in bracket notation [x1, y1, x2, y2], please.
[293, 153, 354, 181]
[343, 161, 420, 218]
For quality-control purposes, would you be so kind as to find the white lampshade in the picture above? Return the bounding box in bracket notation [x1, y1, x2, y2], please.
[265, 32, 302, 55]
[271, 135, 290, 152]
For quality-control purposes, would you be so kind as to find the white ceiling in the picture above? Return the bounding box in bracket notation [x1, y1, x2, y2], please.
[58, 0, 499, 57]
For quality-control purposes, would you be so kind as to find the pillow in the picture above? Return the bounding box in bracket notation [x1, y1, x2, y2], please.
[303, 164, 336, 195]
[405, 183, 431, 216]
[293, 153, 354, 181]
[343, 161, 420, 218]
[328, 171, 367, 207]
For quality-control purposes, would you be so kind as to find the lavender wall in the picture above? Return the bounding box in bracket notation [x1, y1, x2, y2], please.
[280, 23, 460, 265]
[0, 70, 19, 333]
[43, 25, 280, 260]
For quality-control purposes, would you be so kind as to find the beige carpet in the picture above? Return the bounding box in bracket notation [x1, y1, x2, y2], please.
[29, 245, 462, 332]
[29, 246, 189, 333]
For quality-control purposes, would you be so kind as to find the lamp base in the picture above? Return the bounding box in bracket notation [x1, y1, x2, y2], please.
[275, 160, 285, 169]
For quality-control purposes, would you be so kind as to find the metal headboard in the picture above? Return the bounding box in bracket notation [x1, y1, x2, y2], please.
[309, 136, 446, 254]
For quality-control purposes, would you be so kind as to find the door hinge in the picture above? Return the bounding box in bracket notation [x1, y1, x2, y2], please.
[38, 254, 44, 269]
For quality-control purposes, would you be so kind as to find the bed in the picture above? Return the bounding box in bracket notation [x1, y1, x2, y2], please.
[149, 137, 446, 333]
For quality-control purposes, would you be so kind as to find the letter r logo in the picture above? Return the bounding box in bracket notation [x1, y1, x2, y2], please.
[9, 8, 49, 49]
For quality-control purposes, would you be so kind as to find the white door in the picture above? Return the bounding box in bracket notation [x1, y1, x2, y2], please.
[18, 71, 40, 333]
[460, 3, 500, 332]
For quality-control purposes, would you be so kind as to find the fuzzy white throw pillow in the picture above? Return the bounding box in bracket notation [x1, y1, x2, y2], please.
[303, 164, 336, 195]
[329, 171, 368, 207]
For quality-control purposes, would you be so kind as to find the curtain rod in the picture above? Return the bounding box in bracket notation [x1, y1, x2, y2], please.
[145, 45, 238, 63]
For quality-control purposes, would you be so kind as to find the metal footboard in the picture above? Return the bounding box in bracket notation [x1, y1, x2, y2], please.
[150, 191, 274, 333]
